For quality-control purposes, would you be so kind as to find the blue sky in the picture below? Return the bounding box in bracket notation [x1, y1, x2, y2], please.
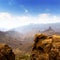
[0, 0, 60, 30]
[0, 0, 60, 15]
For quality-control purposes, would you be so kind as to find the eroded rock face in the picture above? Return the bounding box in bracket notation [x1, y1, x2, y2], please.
[0, 44, 15, 60]
[31, 34, 60, 60]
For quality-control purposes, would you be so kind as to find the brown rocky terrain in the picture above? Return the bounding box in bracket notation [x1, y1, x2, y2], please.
[0, 31, 23, 49]
[0, 27, 60, 54]
[0, 44, 15, 60]
[31, 34, 60, 60]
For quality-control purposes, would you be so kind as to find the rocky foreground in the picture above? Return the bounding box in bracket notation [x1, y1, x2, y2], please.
[0, 34, 60, 60]
[31, 34, 60, 60]
[0, 44, 15, 60]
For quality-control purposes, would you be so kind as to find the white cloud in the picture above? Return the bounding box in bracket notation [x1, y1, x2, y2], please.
[24, 9, 28, 13]
[35, 13, 60, 24]
[0, 12, 60, 30]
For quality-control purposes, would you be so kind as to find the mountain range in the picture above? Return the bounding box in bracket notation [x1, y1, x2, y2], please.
[13, 23, 60, 34]
[0, 23, 60, 52]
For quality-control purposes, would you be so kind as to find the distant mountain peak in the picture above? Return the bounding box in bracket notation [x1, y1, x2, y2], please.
[44, 26, 55, 32]
[45, 26, 54, 32]
[49, 26, 52, 30]
[42, 27, 56, 35]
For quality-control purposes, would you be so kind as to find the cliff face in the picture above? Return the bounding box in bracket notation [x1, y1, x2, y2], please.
[31, 34, 60, 60]
[0, 44, 15, 60]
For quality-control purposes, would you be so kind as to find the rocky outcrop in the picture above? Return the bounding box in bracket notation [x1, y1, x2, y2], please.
[0, 44, 15, 60]
[31, 34, 60, 60]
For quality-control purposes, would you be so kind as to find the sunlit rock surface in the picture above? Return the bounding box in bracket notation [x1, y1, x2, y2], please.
[31, 34, 60, 60]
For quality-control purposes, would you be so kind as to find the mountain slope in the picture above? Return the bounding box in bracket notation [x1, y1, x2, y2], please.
[0, 31, 23, 49]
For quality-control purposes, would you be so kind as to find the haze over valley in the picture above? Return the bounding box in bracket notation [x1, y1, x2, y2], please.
[0, 0, 60, 60]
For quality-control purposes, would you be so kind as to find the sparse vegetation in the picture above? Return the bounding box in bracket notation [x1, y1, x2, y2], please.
[15, 53, 30, 60]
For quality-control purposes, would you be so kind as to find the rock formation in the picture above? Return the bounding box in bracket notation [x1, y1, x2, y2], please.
[0, 44, 15, 60]
[31, 34, 60, 60]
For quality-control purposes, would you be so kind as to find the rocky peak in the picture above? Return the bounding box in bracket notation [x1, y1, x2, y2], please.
[31, 34, 60, 60]
[0, 44, 15, 60]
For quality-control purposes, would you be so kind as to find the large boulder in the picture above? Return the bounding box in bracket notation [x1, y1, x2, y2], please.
[0, 44, 15, 60]
[31, 34, 60, 60]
